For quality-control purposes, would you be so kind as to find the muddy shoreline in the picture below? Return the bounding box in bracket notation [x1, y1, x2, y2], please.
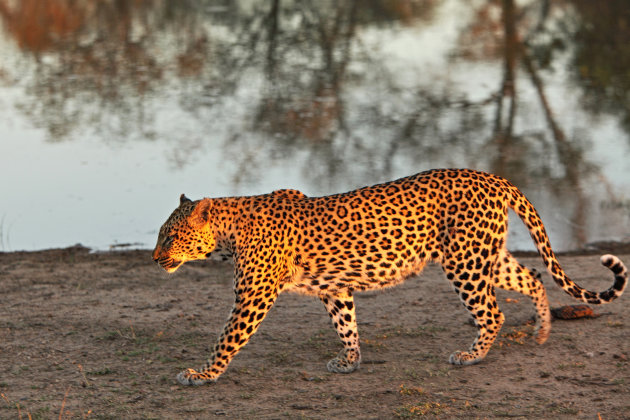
[0, 247, 628, 418]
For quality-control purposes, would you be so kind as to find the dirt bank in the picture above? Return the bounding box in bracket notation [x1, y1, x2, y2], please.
[0, 246, 628, 419]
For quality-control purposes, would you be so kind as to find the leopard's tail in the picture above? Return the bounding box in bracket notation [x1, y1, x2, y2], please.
[507, 184, 627, 304]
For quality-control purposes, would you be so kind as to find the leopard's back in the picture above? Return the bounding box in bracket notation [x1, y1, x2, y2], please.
[287, 169, 514, 293]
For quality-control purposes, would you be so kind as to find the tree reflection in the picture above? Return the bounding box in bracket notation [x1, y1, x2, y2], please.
[0, 0, 628, 248]
[0, 0, 207, 142]
[453, 0, 623, 247]
[569, 0, 630, 135]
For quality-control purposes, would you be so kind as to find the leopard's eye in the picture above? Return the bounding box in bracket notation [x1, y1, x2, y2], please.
[163, 236, 174, 248]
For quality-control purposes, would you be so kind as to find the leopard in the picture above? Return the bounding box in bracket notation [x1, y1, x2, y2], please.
[152, 168, 627, 386]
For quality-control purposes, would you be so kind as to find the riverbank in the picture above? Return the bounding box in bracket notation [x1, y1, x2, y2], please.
[0, 246, 628, 418]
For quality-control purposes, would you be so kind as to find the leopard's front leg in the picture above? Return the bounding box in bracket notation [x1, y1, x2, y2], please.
[178, 270, 279, 385]
[321, 293, 361, 373]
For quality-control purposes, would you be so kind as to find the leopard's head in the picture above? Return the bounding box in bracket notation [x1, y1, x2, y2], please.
[152, 194, 215, 273]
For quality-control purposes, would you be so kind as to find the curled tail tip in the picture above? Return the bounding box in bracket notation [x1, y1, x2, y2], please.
[600, 254, 627, 275]
[600, 253, 627, 300]
[600, 254, 617, 266]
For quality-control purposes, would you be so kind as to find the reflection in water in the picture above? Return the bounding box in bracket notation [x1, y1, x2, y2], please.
[0, 0, 629, 251]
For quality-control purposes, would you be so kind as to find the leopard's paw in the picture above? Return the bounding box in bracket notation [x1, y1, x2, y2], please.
[326, 348, 361, 373]
[176, 368, 216, 386]
[534, 324, 550, 345]
[448, 351, 483, 366]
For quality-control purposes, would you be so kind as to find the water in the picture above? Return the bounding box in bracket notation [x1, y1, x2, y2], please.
[1, 0, 629, 252]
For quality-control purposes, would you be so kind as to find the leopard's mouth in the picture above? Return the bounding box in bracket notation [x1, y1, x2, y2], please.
[156, 257, 183, 273]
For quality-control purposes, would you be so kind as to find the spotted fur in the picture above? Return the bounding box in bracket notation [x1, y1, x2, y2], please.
[152, 169, 627, 385]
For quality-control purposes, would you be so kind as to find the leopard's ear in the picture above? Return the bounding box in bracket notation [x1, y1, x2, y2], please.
[190, 199, 212, 227]
[180, 194, 192, 205]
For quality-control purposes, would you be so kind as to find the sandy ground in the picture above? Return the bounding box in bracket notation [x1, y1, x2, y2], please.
[0, 246, 628, 419]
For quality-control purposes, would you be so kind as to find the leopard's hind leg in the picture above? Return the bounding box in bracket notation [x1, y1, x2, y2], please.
[442, 252, 505, 365]
[493, 248, 551, 344]
[321, 293, 361, 373]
